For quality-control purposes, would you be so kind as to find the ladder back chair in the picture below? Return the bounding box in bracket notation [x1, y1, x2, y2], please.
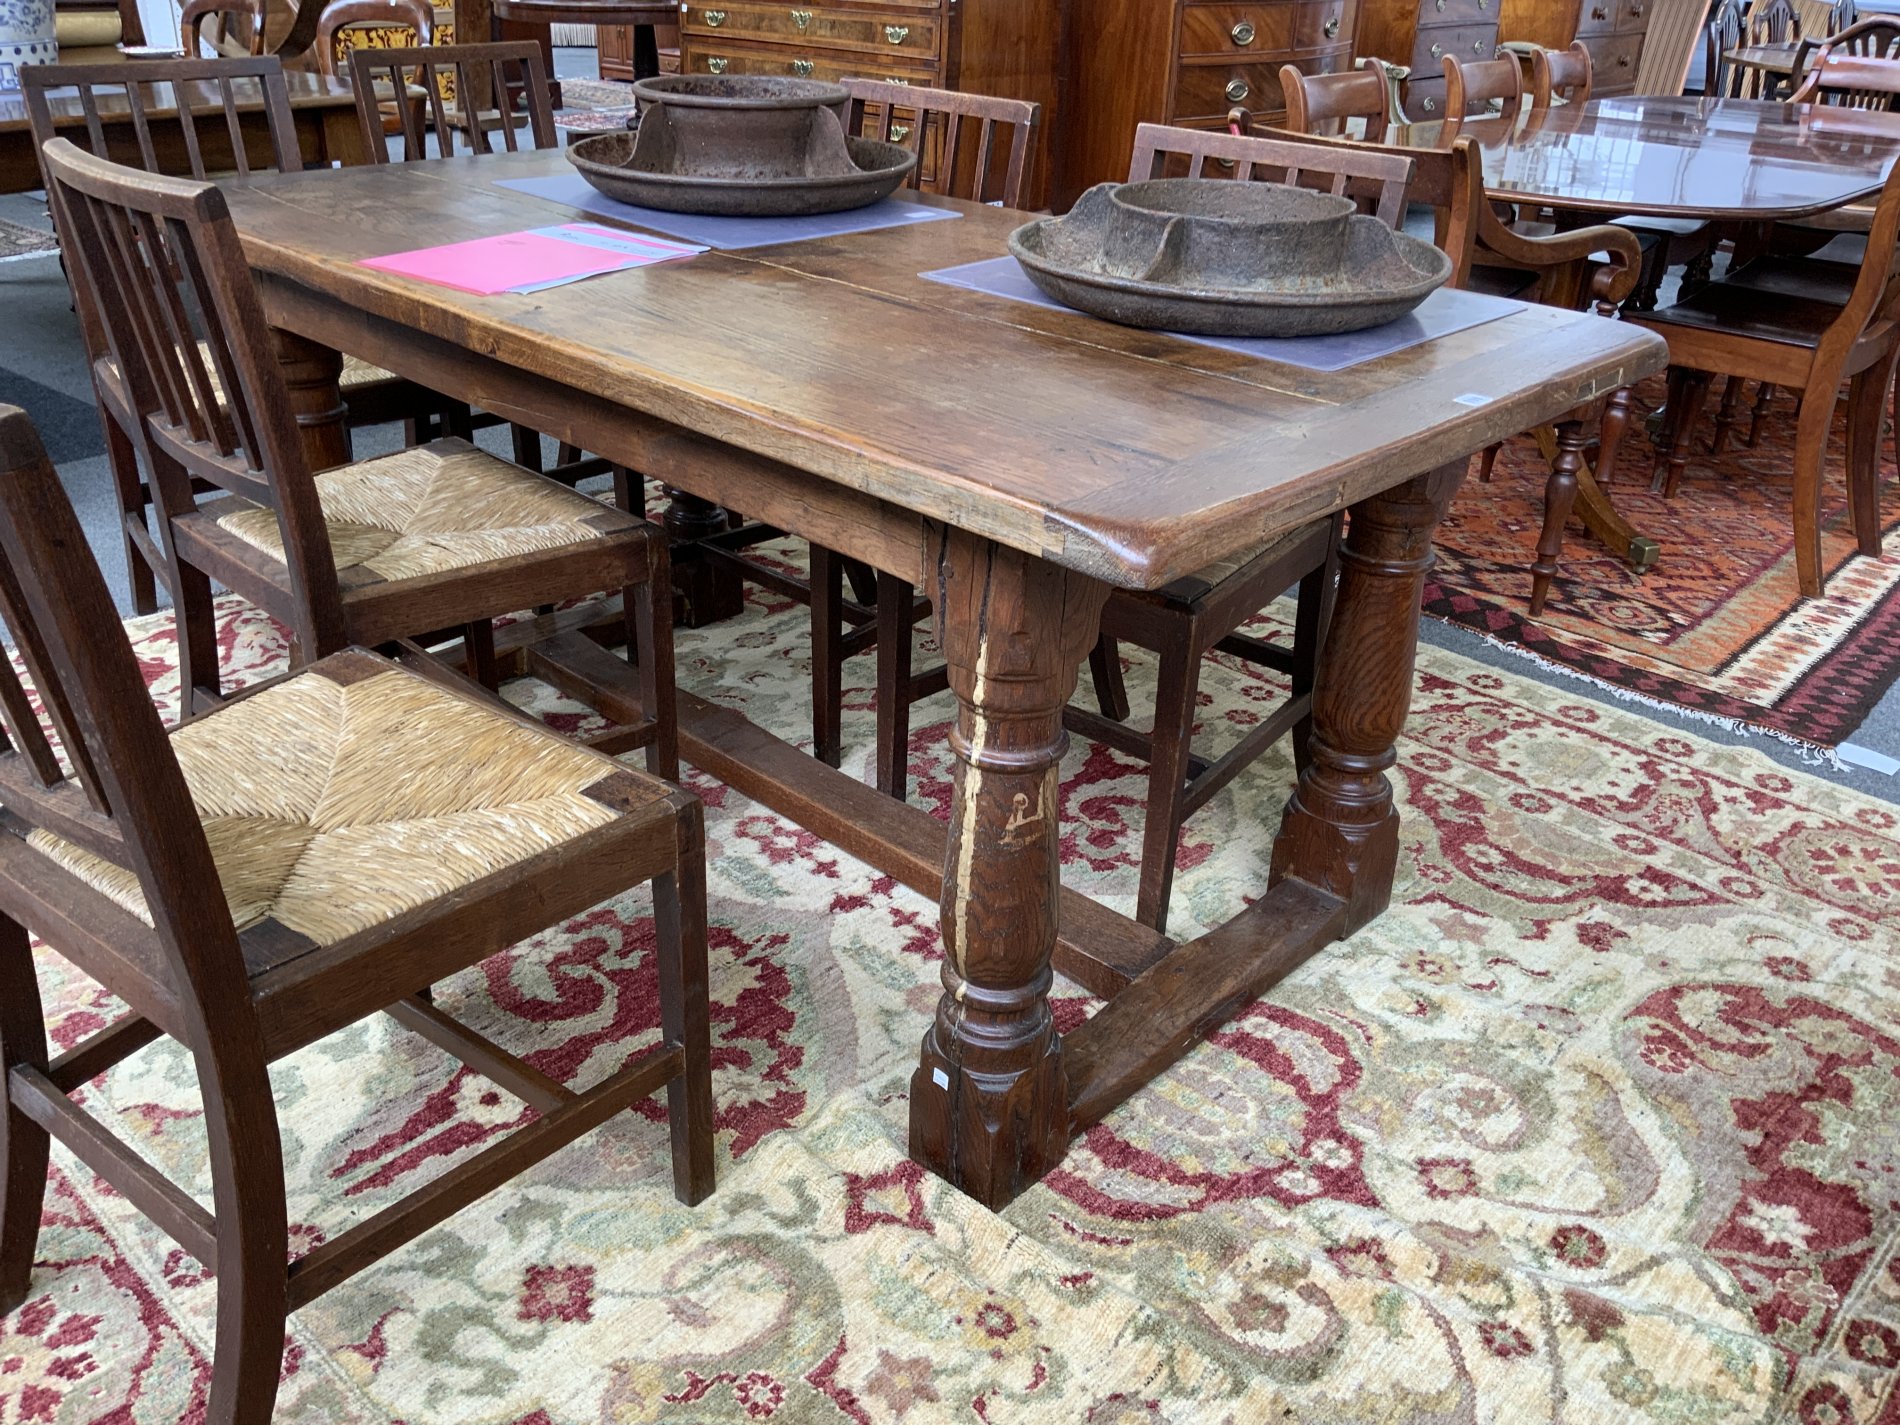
[180, 0, 267, 55]
[1442, 51, 1525, 125]
[41, 137, 679, 769]
[0, 402, 714, 1425]
[1279, 64, 1392, 139]
[20, 56, 441, 618]
[1532, 41, 1594, 104]
[346, 39, 557, 160]
[843, 76, 1039, 205]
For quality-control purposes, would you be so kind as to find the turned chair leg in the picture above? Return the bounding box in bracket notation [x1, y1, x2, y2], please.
[1597, 387, 1633, 492]
[1088, 634, 1130, 722]
[809, 546, 844, 768]
[1530, 419, 1588, 616]
[1709, 375, 1745, 455]
[0, 914, 49, 1319]
[1747, 382, 1777, 448]
[1658, 369, 1712, 499]
[1135, 643, 1202, 935]
[654, 813, 716, 1207]
[874, 573, 915, 800]
[1790, 383, 1835, 599]
[1477, 443, 1501, 483]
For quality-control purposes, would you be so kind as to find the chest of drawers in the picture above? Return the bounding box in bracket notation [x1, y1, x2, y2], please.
[1570, 0, 1650, 95]
[1355, 0, 1503, 118]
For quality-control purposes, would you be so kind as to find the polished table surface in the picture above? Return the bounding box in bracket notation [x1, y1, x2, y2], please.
[214, 149, 1665, 1206]
[1389, 96, 1900, 219]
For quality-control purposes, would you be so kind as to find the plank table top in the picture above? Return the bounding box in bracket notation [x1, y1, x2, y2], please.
[1388, 96, 1900, 220]
[217, 148, 1663, 592]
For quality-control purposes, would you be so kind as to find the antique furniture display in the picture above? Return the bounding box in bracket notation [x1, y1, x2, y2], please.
[1280, 61, 1394, 135]
[1570, 0, 1656, 94]
[0, 400, 714, 1425]
[180, 0, 269, 55]
[597, 14, 678, 81]
[208, 141, 1662, 1207]
[1354, 0, 1503, 118]
[346, 38, 556, 158]
[1441, 49, 1525, 118]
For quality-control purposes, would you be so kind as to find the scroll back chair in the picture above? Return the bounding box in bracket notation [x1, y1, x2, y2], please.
[42, 137, 679, 769]
[694, 81, 1041, 772]
[0, 401, 713, 1425]
[1632, 138, 1900, 597]
[316, 0, 435, 137]
[180, 0, 267, 56]
[1532, 41, 1594, 104]
[19, 56, 438, 618]
[1279, 65, 1391, 139]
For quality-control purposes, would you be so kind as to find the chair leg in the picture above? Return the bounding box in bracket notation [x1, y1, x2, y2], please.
[809, 546, 843, 768]
[612, 467, 645, 520]
[1660, 369, 1712, 499]
[1135, 643, 1201, 935]
[105, 417, 159, 616]
[842, 558, 879, 608]
[874, 574, 914, 800]
[203, 1060, 288, 1425]
[509, 423, 544, 473]
[464, 619, 499, 691]
[1290, 534, 1339, 779]
[1597, 387, 1633, 492]
[173, 558, 224, 712]
[1709, 375, 1744, 455]
[0, 913, 49, 1317]
[1650, 365, 1687, 487]
[1530, 419, 1587, 615]
[1088, 634, 1130, 722]
[1847, 352, 1898, 560]
[1747, 383, 1777, 448]
[1477, 443, 1501, 484]
[1790, 383, 1834, 599]
[654, 831, 716, 1206]
[629, 549, 679, 783]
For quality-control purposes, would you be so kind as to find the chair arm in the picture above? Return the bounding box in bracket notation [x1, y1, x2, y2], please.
[1476, 204, 1644, 311]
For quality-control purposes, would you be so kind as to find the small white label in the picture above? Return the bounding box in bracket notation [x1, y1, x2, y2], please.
[932, 1067, 950, 1089]
[1453, 392, 1493, 407]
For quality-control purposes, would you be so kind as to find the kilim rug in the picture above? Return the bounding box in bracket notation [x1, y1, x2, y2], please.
[7, 568, 1900, 1424]
[0, 216, 57, 265]
[1425, 374, 1900, 748]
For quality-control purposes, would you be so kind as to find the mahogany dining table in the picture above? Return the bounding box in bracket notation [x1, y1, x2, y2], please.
[1386, 95, 1900, 571]
[215, 148, 1666, 1209]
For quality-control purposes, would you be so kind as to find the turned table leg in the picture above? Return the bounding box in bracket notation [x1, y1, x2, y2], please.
[271, 329, 349, 473]
[661, 488, 746, 627]
[909, 525, 1107, 1209]
[1272, 462, 1464, 936]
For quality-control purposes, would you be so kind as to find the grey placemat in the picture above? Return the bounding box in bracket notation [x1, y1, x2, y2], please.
[921, 256, 1521, 373]
[497, 173, 961, 250]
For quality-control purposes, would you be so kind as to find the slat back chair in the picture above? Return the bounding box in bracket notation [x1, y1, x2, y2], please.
[842, 77, 1039, 206]
[1532, 40, 1594, 104]
[1278, 65, 1391, 140]
[348, 40, 557, 160]
[1636, 0, 1716, 92]
[1126, 121, 1413, 226]
[180, 0, 267, 56]
[1705, 0, 1748, 93]
[0, 402, 713, 1425]
[1442, 52, 1525, 124]
[1749, 0, 1802, 43]
[1790, 18, 1900, 103]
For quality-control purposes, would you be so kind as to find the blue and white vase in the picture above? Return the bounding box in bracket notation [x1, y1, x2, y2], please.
[0, 0, 57, 96]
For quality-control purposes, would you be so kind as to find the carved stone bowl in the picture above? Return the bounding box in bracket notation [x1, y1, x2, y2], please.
[1009, 179, 1454, 338]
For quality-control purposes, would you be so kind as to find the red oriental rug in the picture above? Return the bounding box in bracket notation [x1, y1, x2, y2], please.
[1424, 375, 1900, 749]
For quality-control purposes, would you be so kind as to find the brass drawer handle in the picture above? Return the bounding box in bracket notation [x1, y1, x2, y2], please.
[791, 57, 813, 74]
[1225, 77, 1249, 101]
[1618, 53, 1631, 65]
[1430, 41, 1443, 56]
[790, 6, 810, 24]
[703, 7, 724, 22]
[890, 122, 911, 141]
[884, 23, 908, 42]
[707, 55, 728, 71]
[1473, 37, 1484, 51]
[1231, 18, 1255, 43]
[1422, 94, 1437, 110]
[1435, 0, 1446, 10]
[1324, 15, 1339, 36]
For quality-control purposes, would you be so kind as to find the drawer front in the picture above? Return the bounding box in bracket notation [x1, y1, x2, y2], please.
[1171, 50, 1344, 117]
[1400, 74, 1448, 117]
[1581, 30, 1642, 82]
[1617, 0, 1651, 31]
[681, 3, 938, 58]
[683, 38, 937, 82]
[1573, 0, 1618, 34]
[1415, 0, 1495, 30]
[1409, 22, 1498, 68]
[1176, 2, 1348, 56]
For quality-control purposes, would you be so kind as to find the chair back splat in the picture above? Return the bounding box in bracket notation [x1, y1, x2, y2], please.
[348, 40, 557, 160]
[841, 77, 1039, 206]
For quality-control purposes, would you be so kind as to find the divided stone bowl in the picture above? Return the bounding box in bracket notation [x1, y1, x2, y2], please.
[1008, 179, 1453, 338]
[566, 74, 916, 216]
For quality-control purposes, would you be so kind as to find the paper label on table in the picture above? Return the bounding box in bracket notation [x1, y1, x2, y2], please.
[357, 223, 706, 296]
[919, 256, 1525, 373]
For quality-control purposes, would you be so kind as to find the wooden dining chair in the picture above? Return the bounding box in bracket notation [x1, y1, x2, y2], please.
[179, 0, 266, 55]
[347, 39, 557, 159]
[1532, 41, 1593, 104]
[20, 56, 446, 618]
[1279, 65, 1392, 139]
[0, 402, 713, 1425]
[1632, 148, 1900, 597]
[693, 82, 1041, 773]
[42, 137, 679, 769]
[317, 0, 434, 139]
[1442, 51, 1524, 124]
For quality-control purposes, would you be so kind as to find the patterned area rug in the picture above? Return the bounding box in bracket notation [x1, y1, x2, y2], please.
[0, 216, 57, 265]
[9, 568, 1900, 1424]
[557, 76, 640, 111]
[1426, 374, 1900, 748]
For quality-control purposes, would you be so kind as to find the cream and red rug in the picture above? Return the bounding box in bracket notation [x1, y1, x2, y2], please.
[8, 571, 1900, 1424]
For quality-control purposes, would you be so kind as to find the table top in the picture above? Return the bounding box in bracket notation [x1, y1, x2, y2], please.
[1723, 42, 1800, 74]
[0, 50, 357, 135]
[1389, 95, 1900, 218]
[217, 149, 1663, 590]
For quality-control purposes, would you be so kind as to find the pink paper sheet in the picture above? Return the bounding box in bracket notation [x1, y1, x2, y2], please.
[358, 223, 704, 295]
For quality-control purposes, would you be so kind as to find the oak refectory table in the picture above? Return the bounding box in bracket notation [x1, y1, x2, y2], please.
[217, 150, 1667, 1209]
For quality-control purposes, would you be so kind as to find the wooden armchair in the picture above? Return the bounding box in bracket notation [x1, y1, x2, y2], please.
[1442, 51, 1524, 127]
[180, 0, 267, 56]
[1278, 64, 1392, 139]
[1531, 41, 1593, 104]
[43, 136, 678, 764]
[0, 402, 713, 1425]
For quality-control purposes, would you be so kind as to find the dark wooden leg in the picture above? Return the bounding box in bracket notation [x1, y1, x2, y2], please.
[1530, 419, 1585, 616]
[465, 618, 499, 690]
[0, 913, 48, 1316]
[1271, 462, 1462, 936]
[1134, 641, 1199, 935]
[1748, 382, 1777, 449]
[1659, 369, 1711, 499]
[1290, 527, 1339, 779]
[270, 329, 349, 474]
[1088, 634, 1130, 721]
[655, 805, 715, 1206]
[633, 21, 661, 79]
[1477, 443, 1500, 484]
[1846, 355, 1895, 559]
[1709, 375, 1743, 455]
[909, 525, 1108, 1209]
[204, 1056, 288, 1425]
[1791, 381, 1834, 599]
[810, 546, 844, 768]
[1596, 387, 1632, 491]
[662, 489, 745, 627]
[630, 538, 678, 782]
[1650, 365, 1687, 485]
[874, 573, 915, 800]
[105, 417, 160, 616]
[509, 423, 544, 473]
[843, 558, 879, 607]
[612, 466, 644, 519]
